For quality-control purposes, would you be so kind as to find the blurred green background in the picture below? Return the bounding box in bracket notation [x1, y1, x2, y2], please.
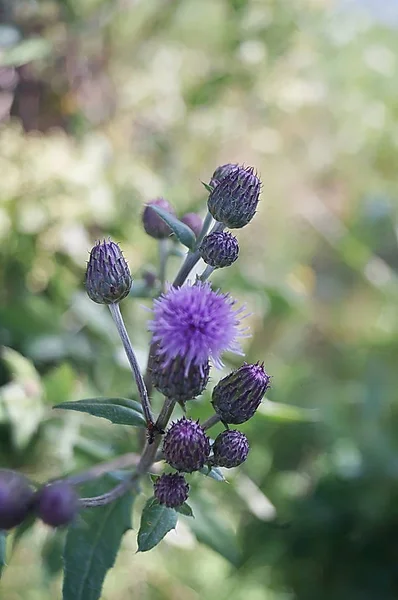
[1, 0, 398, 598]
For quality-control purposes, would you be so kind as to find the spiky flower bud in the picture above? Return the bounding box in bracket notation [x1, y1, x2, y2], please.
[212, 430, 249, 468]
[199, 231, 239, 268]
[0, 470, 34, 530]
[154, 473, 189, 508]
[181, 213, 203, 238]
[149, 352, 210, 406]
[207, 165, 261, 229]
[142, 198, 176, 239]
[210, 163, 238, 189]
[163, 417, 210, 473]
[212, 362, 270, 424]
[85, 240, 132, 304]
[36, 482, 79, 527]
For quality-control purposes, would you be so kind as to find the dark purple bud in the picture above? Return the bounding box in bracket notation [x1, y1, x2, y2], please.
[180, 213, 203, 238]
[212, 430, 249, 468]
[142, 269, 157, 289]
[154, 473, 189, 508]
[212, 362, 270, 424]
[36, 482, 79, 528]
[208, 165, 261, 229]
[209, 163, 238, 190]
[149, 352, 210, 406]
[85, 239, 132, 304]
[142, 198, 176, 239]
[163, 417, 210, 473]
[0, 470, 34, 530]
[199, 231, 239, 268]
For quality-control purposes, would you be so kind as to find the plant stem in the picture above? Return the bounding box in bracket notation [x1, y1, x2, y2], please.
[198, 265, 215, 282]
[195, 211, 213, 247]
[158, 238, 168, 292]
[202, 413, 221, 431]
[109, 303, 154, 426]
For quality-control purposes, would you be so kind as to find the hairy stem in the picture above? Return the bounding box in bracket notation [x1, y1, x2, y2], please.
[109, 303, 154, 426]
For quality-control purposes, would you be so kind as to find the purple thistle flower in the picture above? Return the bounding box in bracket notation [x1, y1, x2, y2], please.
[36, 482, 79, 528]
[0, 470, 34, 530]
[154, 473, 189, 508]
[148, 281, 247, 373]
[212, 362, 271, 424]
[163, 417, 210, 473]
[212, 430, 249, 468]
[210, 163, 238, 190]
[199, 231, 239, 268]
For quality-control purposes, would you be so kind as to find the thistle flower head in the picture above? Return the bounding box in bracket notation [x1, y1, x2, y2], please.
[180, 213, 203, 238]
[85, 239, 132, 304]
[36, 482, 79, 528]
[212, 429, 249, 468]
[0, 470, 34, 530]
[163, 417, 210, 473]
[154, 473, 189, 508]
[199, 231, 239, 268]
[148, 281, 246, 373]
[208, 165, 261, 229]
[142, 197, 176, 239]
[210, 163, 238, 189]
[212, 362, 271, 424]
[149, 351, 210, 406]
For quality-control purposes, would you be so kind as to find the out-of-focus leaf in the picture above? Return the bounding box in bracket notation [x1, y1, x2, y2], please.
[128, 280, 156, 298]
[188, 495, 240, 566]
[201, 181, 213, 193]
[175, 502, 194, 518]
[62, 476, 135, 600]
[0, 347, 44, 448]
[0, 532, 7, 579]
[42, 530, 65, 578]
[0, 38, 52, 67]
[137, 497, 177, 552]
[54, 397, 145, 427]
[43, 363, 76, 406]
[258, 401, 320, 423]
[149, 205, 196, 250]
[199, 466, 226, 482]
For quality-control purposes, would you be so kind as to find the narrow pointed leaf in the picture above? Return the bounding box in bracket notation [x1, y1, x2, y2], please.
[175, 503, 194, 518]
[54, 397, 145, 427]
[62, 477, 135, 600]
[0, 532, 7, 578]
[258, 401, 319, 423]
[149, 206, 196, 250]
[199, 466, 225, 482]
[201, 181, 214, 193]
[137, 497, 177, 552]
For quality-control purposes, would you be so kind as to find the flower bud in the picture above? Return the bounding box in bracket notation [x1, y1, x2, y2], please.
[0, 470, 34, 530]
[207, 165, 261, 229]
[180, 213, 203, 238]
[209, 163, 238, 189]
[36, 482, 79, 528]
[142, 198, 176, 239]
[85, 240, 132, 304]
[212, 430, 249, 468]
[149, 352, 210, 406]
[163, 417, 210, 473]
[199, 231, 239, 268]
[212, 362, 270, 424]
[154, 473, 189, 508]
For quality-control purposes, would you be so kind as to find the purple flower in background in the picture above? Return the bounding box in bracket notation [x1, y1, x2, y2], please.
[148, 281, 247, 373]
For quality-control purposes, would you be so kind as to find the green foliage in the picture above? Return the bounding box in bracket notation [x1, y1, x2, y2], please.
[149, 205, 197, 250]
[54, 398, 146, 427]
[137, 497, 178, 552]
[63, 477, 135, 600]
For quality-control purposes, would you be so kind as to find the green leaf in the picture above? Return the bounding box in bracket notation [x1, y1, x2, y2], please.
[199, 466, 226, 482]
[201, 181, 214, 193]
[149, 205, 196, 250]
[62, 477, 135, 600]
[137, 497, 177, 552]
[44, 363, 76, 406]
[0, 38, 52, 67]
[188, 496, 241, 566]
[0, 532, 7, 579]
[258, 401, 319, 423]
[175, 502, 194, 518]
[42, 530, 65, 578]
[54, 397, 146, 427]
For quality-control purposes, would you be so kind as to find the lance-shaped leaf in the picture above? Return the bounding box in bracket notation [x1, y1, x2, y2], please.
[62, 476, 135, 600]
[175, 503, 194, 518]
[258, 401, 319, 423]
[54, 397, 146, 427]
[199, 465, 225, 482]
[137, 497, 177, 552]
[149, 205, 196, 250]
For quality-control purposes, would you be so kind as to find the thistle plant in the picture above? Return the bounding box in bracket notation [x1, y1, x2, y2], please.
[0, 163, 275, 600]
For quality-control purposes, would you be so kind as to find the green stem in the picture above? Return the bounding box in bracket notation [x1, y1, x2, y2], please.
[195, 211, 213, 247]
[158, 238, 168, 293]
[199, 265, 215, 282]
[109, 303, 155, 426]
[202, 413, 221, 431]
